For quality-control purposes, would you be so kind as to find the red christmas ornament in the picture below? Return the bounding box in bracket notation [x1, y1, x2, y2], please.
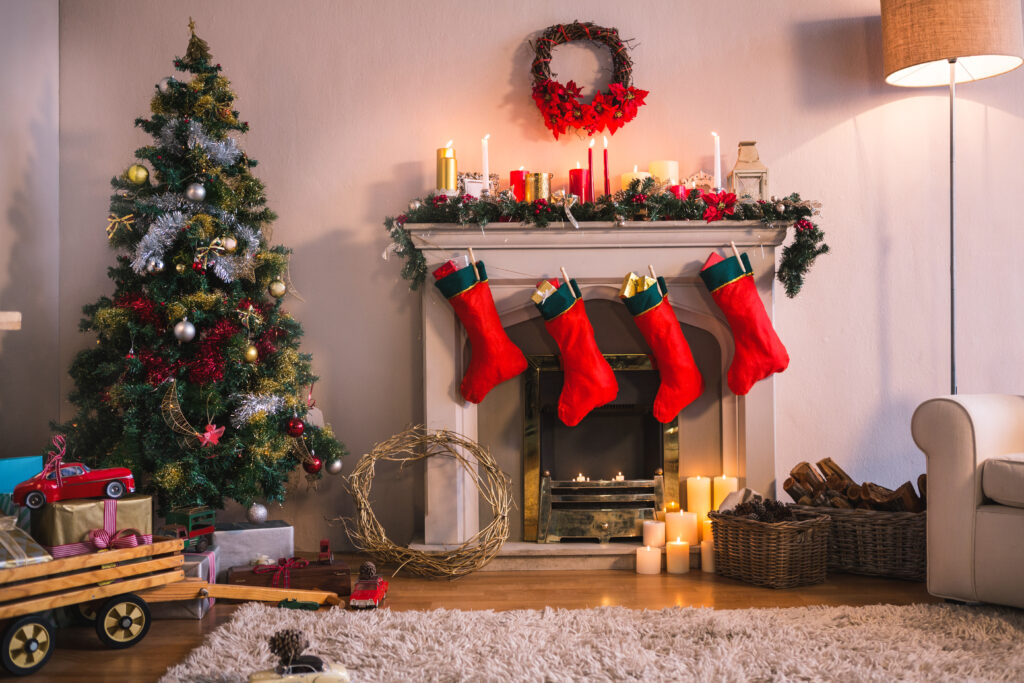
[303, 456, 322, 475]
[286, 417, 305, 437]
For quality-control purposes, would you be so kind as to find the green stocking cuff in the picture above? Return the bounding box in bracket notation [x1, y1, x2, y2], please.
[435, 261, 488, 299]
[536, 279, 582, 320]
[700, 254, 752, 293]
[623, 276, 668, 316]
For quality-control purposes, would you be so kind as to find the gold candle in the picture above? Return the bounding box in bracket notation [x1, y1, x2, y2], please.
[436, 141, 457, 192]
[524, 172, 553, 202]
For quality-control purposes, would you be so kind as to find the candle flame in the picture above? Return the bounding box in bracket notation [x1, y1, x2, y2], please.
[633, 164, 638, 173]
[645, 545, 651, 551]
[483, 133, 490, 141]
[445, 140, 453, 148]
[711, 131, 719, 138]
[577, 161, 581, 169]
[603, 135, 608, 148]
[519, 165, 525, 170]
[677, 537, 681, 543]
[589, 139, 595, 148]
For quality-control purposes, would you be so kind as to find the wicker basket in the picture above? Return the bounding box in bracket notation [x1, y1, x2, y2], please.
[792, 505, 926, 581]
[708, 510, 830, 589]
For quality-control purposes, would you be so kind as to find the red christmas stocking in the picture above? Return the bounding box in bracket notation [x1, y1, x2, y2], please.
[534, 278, 618, 426]
[434, 260, 526, 403]
[621, 275, 704, 422]
[699, 252, 789, 395]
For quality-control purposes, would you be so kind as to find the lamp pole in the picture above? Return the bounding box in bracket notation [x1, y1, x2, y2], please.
[948, 59, 957, 396]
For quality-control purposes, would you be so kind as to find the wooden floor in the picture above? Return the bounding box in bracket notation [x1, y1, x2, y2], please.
[32, 562, 938, 682]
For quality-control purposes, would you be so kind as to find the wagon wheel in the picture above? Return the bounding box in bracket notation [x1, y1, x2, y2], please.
[65, 600, 99, 626]
[95, 594, 150, 649]
[2, 615, 55, 676]
[194, 535, 210, 552]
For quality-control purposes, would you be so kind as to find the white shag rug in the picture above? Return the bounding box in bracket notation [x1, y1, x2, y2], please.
[162, 602, 1024, 682]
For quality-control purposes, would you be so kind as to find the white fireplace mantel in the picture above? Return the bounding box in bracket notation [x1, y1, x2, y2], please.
[409, 221, 788, 545]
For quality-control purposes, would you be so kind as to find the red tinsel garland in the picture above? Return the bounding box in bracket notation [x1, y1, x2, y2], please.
[115, 293, 164, 328]
[187, 318, 240, 385]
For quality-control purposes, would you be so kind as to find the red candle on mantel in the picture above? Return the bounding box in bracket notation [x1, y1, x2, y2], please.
[602, 136, 610, 198]
[587, 140, 595, 202]
[569, 167, 591, 201]
[509, 169, 528, 202]
[668, 184, 685, 199]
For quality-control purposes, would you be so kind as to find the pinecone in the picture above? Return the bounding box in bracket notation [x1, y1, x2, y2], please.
[725, 498, 794, 523]
[359, 561, 377, 581]
[269, 629, 307, 665]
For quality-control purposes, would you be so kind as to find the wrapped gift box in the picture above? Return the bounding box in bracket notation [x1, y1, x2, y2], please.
[212, 520, 293, 582]
[0, 455, 43, 494]
[30, 495, 152, 558]
[227, 558, 350, 596]
[151, 547, 219, 620]
[0, 494, 30, 531]
[0, 516, 51, 569]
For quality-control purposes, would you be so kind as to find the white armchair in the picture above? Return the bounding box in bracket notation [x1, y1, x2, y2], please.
[912, 394, 1024, 608]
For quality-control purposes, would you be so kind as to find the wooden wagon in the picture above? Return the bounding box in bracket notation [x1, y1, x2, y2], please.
[0, 538, 342, 676]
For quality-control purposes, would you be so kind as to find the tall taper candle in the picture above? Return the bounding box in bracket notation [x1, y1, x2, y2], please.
[603, 136, 610, 197]
[587, 139, 595, 202]
[712, 132, 721, 190]
[481, 134, 490, 194]
[686, 476, 712, 541]
[437, 140, 457, 192]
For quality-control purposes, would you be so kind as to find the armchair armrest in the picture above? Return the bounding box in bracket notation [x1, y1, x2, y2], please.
[911, 394, 1024, 601]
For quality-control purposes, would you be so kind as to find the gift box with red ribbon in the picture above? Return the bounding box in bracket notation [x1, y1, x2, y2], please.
[29, 495, 153, 558]
[226, 556, 350, 596]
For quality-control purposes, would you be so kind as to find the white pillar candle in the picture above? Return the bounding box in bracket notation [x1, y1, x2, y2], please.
[680, 512, 698, 545]
[642, 520, 666, 548]
[686, 476, 712, 541]
[701, 539, 715, 573]
[712, 132, 721, 190]
[636, 545, 662, 574]
[666, 539, 690, 574]
[648, 160, 680, 185]
[481, 134, 490, 193]
[703, 519, 713, 542]
[665, 512, 684, 542]
[713, 475, 738, 510]
[620, 164, 652, 191]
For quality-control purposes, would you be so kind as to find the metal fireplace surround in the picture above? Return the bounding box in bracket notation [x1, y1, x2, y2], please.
[408, 221, 787, 545]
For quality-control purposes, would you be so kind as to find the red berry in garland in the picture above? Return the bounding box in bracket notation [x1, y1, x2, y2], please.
[286, 417, 305, 437]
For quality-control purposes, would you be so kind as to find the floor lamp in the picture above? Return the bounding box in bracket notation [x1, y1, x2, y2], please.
[880, 0, 1024, 395]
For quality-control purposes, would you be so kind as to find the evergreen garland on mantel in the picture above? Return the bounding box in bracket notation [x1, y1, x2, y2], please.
[384, 177, 828, 298]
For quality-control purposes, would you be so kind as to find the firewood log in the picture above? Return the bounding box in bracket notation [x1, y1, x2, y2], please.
[917, 473, 927, 509]
[790, 462, 827, 494]
[783, 477, 812, 503]
[829, 495, 853, 509]
[894, 481, 924, 513]
[816, 457, 857, 488]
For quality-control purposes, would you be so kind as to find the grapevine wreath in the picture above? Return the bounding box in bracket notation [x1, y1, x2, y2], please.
[531, 21, 648, 139]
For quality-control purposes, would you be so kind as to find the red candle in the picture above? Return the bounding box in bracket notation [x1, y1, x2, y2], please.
[509, 169, 528, 202]
[668, 184, 685, 199]
[587, 141, 595, 202]
[602, 136, 610, 198]
[569, 167, 591, 201]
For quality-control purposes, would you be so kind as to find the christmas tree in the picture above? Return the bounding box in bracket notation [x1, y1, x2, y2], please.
[58, 22, 344, 511]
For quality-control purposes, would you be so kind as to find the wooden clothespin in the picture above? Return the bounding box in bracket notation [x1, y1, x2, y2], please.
[729, 241, 745, 273]
[468, 247, 480, 280]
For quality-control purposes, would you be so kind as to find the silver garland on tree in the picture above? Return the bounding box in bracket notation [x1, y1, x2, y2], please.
[230, 393, 285, 428]
[158, 118, 242, 166]
[131, 211, 186, 273]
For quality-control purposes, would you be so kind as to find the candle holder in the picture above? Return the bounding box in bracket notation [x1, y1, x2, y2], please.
[436, 145, 457, 193]
[524, 172, 553, 202]
[727, 141, 768, 202]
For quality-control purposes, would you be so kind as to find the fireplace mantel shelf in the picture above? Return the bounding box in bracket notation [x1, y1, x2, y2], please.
[407, 221, 789, 250]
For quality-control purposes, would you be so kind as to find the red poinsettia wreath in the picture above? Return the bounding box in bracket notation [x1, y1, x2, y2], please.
[530, 21, 648, 139]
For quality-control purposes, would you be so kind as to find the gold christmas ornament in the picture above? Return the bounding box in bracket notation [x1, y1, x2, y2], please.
[126, 164, 149, 185]
[268, 279, 287, 298]
[244, 344, 259, 363]
[176, 263, 187, 273]
[222, 236, 238, 253]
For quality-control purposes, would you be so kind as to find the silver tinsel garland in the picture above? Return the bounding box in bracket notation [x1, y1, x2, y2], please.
[158, 118, 242, 167]
[231, 393, 285, 428]
[131, 211, 186, 273]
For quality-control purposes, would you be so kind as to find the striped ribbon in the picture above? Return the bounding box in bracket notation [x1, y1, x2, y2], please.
[43, 498, 152, 559]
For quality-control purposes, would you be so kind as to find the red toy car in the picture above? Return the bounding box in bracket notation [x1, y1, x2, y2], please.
[349, 576, 388, 609]
[13, 463, 135, 510]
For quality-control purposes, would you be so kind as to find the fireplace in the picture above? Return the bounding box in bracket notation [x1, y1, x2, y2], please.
[409, 221, 786, 546]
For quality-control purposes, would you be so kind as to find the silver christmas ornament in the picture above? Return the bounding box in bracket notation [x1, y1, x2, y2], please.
[246, 502, 268, 524]
[325, 458, 343, 475]
[185, 183, 207, 202]
[157, 77, 172, 94]
[409, 200, 422, 211]
[221, 236, 238, 253]
[145, 257, 164, 274]
[173, 318, 196, 342]
[775, 202, 786, 213]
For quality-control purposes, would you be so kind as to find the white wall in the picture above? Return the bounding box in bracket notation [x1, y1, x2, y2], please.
[5, 0, 1021, 548]
[0, 0, 60, 459]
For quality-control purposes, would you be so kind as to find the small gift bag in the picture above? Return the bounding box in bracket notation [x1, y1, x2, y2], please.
[0, 516, 52, 569]
[30, 496, 153, 558]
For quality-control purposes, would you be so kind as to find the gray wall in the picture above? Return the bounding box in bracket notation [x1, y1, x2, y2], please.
[2, 0, 1023, 551]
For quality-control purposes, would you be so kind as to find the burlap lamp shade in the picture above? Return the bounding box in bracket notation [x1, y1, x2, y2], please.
[882, 0, 1024, 86]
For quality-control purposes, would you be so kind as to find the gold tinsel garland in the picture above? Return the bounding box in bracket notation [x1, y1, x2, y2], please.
[338, 426, 512, 579]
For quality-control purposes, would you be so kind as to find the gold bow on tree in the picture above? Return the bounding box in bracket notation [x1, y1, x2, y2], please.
[106, 213, 135, 240]
[195, 237, 227, 268]
[236, 302, 263, 330]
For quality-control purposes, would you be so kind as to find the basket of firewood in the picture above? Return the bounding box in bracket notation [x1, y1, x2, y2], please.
[786, 458, 926, 581]
[709, 499, 831, 589]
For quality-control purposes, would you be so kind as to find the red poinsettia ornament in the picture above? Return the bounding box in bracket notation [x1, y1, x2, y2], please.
[700, 190, 738, 223]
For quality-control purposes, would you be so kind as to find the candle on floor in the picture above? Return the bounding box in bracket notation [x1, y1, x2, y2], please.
[602, 135, 610, 197]
[481, 134, 490, 194]
[636, 545, 661, 574]
[436, 140, 457, 192]
[681, 511, 698, 545]
[712, 131, 721, 190]
[666, 539, 690, 574]
[703, 519, 713, 542]
[649, 160, 680, 185]
[642, 520, 666, 548]
[575, 473, 586, 482]
[686, 476, 712, 540]
[701, 539, 715, 573]
[568, 162, 590, 201]
[713, 475, 739, 510]
[614, 472, 625, 481]
[666, 501, 680, 514]
[665, 511, 684, 542]
[510, 167, 527, 201]
[620, 165, 652, 191]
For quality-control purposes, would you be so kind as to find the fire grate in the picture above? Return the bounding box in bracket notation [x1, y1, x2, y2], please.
[537, 472, 665, 543]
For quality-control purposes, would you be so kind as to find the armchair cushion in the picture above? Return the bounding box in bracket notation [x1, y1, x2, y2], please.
[982, 453, 1024, 508]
